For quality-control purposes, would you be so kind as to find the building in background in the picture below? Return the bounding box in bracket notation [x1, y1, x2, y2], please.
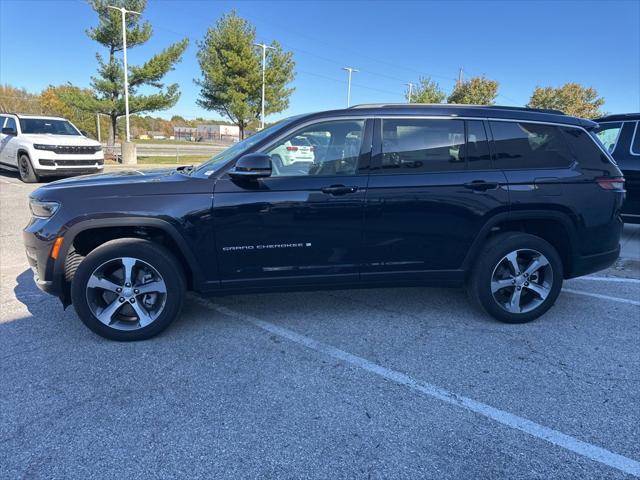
[148, 131, 166, 140]
[173, 126, 197, 141]
[196, 124, 240, 142]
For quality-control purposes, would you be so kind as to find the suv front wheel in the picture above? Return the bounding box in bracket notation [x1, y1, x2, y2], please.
[71, 238, 186, 341]
[18, 154, 40, 183]
[468, 232, 563, 323]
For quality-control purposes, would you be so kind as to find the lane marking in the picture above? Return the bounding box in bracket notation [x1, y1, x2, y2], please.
[579, 276, 640, 284]
[194, 297, 640, 477]
[562, 288, 640, 307]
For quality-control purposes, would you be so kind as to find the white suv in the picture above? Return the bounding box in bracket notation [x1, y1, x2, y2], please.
[0, 114, 104, 183]
[268, 135, 315, 167]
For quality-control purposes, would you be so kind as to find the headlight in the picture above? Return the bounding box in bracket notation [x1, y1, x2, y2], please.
[29, 199, 60, 218]
[33, 144, 57, 151]
[94, 145, 102, 152]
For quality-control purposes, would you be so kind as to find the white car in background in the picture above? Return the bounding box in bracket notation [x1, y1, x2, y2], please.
[268, 135, 315, 168]
[0, 113, 104, 183]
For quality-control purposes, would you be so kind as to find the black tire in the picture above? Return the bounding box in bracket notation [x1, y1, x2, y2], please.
[18, 154, 39, 183]
[71, 238, 186, 341]
[467, 232, 563, 324]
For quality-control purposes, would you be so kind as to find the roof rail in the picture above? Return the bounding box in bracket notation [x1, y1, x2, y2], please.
[348, 103, 565, 115]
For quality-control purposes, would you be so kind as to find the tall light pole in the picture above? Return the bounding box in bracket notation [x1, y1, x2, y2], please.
[406, 82, 415, 103]
[254, 42, 275, 130]
[108, 5, 140, 142]
[342, 67, 358, 107]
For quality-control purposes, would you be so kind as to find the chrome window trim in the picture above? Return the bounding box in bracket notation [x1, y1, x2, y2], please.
[630, 121, 640, 156]
[375, 115, 614, 162]
[255, 114, 616, 166]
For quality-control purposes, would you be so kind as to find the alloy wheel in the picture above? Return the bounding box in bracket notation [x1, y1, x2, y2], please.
[85, 256, 167, 331]
[490, 249, 553, 314]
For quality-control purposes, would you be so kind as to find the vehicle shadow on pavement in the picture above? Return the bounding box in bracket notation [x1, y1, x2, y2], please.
[13, 269, 53, 317]
[0, 168, 69, 184]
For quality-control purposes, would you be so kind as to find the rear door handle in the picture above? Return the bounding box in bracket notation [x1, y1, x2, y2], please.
[321, 185, 359, 195]
[464, 181, 499, 191]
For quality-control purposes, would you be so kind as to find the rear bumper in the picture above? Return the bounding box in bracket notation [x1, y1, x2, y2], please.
[569, 245, 620, 279]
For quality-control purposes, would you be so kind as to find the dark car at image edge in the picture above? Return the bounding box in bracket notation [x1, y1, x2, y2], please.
[23, 104, 625, 340]
[593, 112, 640, 223]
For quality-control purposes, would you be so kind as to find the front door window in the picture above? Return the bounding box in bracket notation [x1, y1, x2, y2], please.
[264, 119, 365, 177]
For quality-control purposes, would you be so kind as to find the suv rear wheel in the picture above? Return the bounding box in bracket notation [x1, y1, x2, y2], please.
[71, 238, 185, 341]
[468, 232, 563, 323]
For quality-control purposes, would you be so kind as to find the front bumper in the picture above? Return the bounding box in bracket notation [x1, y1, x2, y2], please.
[23, 227, 61, 298]
[33, 152, 104, 174]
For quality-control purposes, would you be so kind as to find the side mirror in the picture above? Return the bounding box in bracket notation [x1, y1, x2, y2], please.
[2, 127, 17, 136]
[229, 153, 272, 179]
[80, 130, 89, 137]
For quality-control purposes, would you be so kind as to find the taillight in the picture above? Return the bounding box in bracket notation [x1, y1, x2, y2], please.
[286, 146, 298, 151]
[310, 146, 315, 152]
[596, 177, 625, 190]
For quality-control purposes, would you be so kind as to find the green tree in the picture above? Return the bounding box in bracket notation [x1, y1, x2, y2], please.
[61, 0, 188, 144]
[448, 76, 499, 105]
[40, 85, 105, 138]
[195, 11, 295, 139]
[527, 83, 604, 118]
[406, 77, 445, 103]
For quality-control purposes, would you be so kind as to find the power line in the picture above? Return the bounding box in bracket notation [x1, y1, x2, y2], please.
[242, 13, 458, 82]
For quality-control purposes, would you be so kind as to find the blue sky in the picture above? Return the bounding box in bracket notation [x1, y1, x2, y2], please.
[1, 0, 639, 122]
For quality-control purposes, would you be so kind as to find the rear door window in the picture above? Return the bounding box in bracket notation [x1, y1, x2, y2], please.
[377, 119, 466, 173]
[490, 121, 574, 169]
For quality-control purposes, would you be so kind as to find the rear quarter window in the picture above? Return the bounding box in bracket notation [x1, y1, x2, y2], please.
[560, 127, 611, 166]
[489, 121, 574, 169]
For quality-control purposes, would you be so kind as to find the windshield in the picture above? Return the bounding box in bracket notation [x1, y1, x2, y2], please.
[194, 116, 302, 174]
[19, 118, 81, 135]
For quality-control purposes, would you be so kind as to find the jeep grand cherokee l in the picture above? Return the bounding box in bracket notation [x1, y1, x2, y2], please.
[0, 113, 104, 182]
[594, 113, 640, 223]
[23, 104, 625, 341]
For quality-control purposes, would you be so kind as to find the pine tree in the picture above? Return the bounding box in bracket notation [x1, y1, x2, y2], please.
[62, 0, 188, 144]
[196, 11, 295, 139]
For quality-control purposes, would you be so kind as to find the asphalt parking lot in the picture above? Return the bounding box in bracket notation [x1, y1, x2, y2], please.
[1, 170, 639, 479]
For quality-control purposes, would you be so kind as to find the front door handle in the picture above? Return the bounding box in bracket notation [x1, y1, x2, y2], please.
[464, 181, 499, 192]
[321, 185, 359, 195]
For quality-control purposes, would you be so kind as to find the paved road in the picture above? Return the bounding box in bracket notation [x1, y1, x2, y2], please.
[108, 142, 226, 157]
[1, 171, 639, 479]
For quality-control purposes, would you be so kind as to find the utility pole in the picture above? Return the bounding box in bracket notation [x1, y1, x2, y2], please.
[108, 5, 140, 142]
[254, 42, 276, 130]
[342, 67, 358, 107]
[457, 66, 464, 87]
[406, 82, 415, 103]
[96, 113, 101, 142]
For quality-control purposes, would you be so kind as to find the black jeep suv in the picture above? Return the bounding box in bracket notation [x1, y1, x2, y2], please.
[23, 104, 625, 341]
[593, 113, 640, 223]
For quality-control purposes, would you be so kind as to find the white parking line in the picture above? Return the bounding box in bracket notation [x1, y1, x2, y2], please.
[562, 288, 640, 307]
[580, 276, 640, 284]
[195, 297, 640, 477]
